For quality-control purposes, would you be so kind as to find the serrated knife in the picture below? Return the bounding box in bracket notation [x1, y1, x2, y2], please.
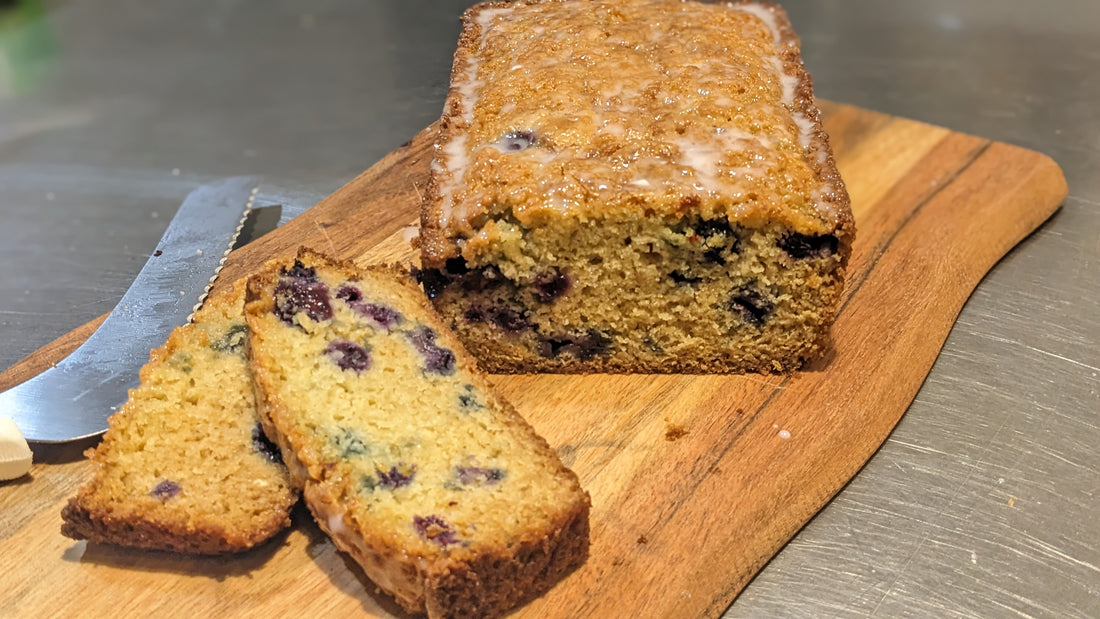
[1, 176, 265, 444]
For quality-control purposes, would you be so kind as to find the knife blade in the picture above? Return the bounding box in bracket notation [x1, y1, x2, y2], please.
[0, 176, 260, 443]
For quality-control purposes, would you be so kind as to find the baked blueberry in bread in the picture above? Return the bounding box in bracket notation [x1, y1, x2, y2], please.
[244, 248, 589, 618]
[419, 0, 854, 373]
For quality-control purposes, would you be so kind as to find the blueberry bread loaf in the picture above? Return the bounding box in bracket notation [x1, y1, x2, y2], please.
[418, 0, 854, 373]
[244, 249, 589, 618]
[61, 281, 297, 554]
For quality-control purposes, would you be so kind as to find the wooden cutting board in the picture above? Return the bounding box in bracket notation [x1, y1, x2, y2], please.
[0, 102, 1067, 618]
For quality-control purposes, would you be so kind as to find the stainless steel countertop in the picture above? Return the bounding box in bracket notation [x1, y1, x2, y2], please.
[1, 1, 1096, 616]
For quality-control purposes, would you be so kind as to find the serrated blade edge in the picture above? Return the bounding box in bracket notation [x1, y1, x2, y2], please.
[189, 183, 258, 321]
[1, 176, 259, 442]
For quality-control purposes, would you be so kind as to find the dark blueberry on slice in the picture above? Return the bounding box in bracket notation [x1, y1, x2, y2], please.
[540, 338, 566, 358]
[413, 514, 459, 547]
[490, 307, 530, 334]
[670, 270, 702, 284]
[414, 267, 450, 299]
[531, 268, 571, 303]
[335, 284, 363, 304]
[702, 247, 726, 265]
[406, 326, 456, 375]
[333, 428, 369, 457]
[251, 423, 282, 463]
[324, 340, 371, 373]
[444, 257, 470, 275]
[377, 464, 417, 489]
[730, 288, 774, 326]
[493, 130, 537, 152]
[361, 475, 377, 493]
[150, 480, 181, 501]
[779, 232, 839, 259]
[171, 353, 193, 373]
[463, 305, 488, 324]
[338, 285, 404, 329]
[273, 276, 333, 325]
[458, 384, 484, 410]
[460, 265, 507, 293]
[695, 217, 734, 239]
[643, 336, 665, 355]
[570, 330, 611, 360]
[212, 323, 248, 354]
[282, 260, 317, 281]
[455, 466, 505, 486]
[539, 330, 611, 360]
[360, 303, 403, 329]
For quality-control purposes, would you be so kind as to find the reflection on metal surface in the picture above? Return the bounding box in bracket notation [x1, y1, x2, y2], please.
[0, 177, 258, 442]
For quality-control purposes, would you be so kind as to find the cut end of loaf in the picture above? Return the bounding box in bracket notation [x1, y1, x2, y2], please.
[418, 214, 846, 373]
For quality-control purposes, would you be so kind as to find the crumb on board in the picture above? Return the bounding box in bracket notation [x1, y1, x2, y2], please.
[665, 425, 688, 441]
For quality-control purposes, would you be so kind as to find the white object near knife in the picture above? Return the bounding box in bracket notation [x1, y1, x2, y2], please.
[0, 417, 33, 480]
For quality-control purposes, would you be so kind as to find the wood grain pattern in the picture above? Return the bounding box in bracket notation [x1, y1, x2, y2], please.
[0, 102, 1067, 618]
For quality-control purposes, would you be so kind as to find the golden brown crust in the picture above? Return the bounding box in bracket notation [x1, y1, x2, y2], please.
[423, 499, 589, 617]
[757, 0, 855, 255]
[59, 499, 289, 555]
[421, 0, 854, 269]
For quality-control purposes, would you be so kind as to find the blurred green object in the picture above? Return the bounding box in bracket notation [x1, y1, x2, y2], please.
[0, 0, 55, 97]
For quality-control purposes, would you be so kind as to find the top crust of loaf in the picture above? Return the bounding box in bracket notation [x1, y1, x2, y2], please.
[421, 0, 853, 267]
